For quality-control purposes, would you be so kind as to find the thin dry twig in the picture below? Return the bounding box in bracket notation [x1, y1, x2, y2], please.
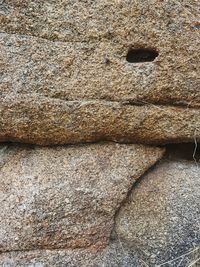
[193, 129, 198, 166]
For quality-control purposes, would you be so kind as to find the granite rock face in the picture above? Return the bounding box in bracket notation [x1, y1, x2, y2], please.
[0, 1, 199, 266]
[1, 94, 200, 145]
[115, 145, 200, 266]
[0, 143, 164, 252]
[0, 242, 141, 267]
[0, 1, 199, 105]
[0, 0, 200, 145]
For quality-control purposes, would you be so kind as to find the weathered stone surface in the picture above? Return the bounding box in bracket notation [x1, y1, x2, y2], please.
[115, 146, 200, 266]
[1, 94, 200, 145]
[0, 1, 199, 266]
[1, 1, 199, 43]
[0, 0, 199, 145]
[0, 15, 199, 107]
[0, 241, 141, 267]
[0, 142, 164, 252]
[0, 144, 18, 168]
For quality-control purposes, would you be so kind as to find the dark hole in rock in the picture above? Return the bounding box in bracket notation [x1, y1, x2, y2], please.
[126, 48, 158, 63]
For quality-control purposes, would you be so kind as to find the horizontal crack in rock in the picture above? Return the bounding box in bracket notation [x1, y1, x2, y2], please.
[0, 94, 199, 146]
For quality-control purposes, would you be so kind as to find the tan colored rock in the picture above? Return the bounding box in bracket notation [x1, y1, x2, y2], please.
[0, 242, 141, 267]
[0, 1, 199, 145]
[0, 93, 200, 145]
[1, 1, 199, 43]
[0, 142, 164, 252]
[115, 145, 200, 266]
[0, 21, 199, 107]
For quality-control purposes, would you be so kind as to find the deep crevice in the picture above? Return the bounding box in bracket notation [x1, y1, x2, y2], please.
[165, 143, 200, 162]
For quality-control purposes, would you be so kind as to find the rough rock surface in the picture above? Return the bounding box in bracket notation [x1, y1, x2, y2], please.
[0, 1, 199, 266]
[0, 0, 199, 145]
[0, 242, 141, 267]
[0, 26, 199, 106]
[115, 145, 200, 266]
[0, 142, 164, 252]
[1, 94, 200, 145]
[0, 144, 18, 168]
[0, 1, 199, 106]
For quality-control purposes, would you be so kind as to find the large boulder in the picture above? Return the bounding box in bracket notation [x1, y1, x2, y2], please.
[0, 1, 199, 105]
[0, 143, 164, 252]
[115, 145, 200, 266]
[0, 0, 199, 145]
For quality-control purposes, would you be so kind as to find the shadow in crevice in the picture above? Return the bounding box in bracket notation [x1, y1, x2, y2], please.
[165, 143, 200, 162]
